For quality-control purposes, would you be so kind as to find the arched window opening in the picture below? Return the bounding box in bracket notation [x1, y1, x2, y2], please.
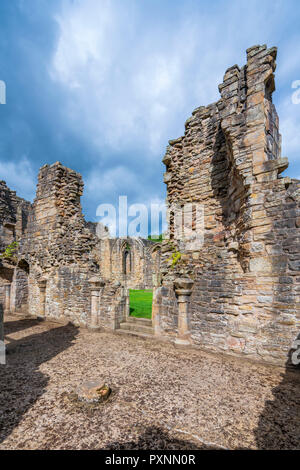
[123, 250, 131, 275]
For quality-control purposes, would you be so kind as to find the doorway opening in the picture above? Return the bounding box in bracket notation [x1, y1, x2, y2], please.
[129, 289, 153, 319]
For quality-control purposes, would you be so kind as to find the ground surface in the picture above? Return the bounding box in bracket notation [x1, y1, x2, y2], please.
[0, 314, 299, 450]
[129, 289, 153, 319]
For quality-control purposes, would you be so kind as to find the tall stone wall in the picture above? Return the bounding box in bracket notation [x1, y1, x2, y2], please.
[155, 45, 300, 365]
[18, 162, 102, 326]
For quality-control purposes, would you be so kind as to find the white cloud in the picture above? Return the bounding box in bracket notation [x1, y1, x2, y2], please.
[85, 165, 145, 202]
[277, 95, 300, 162]
[0, 157, 36, 202]
[50, 0, 259, 157]
[49, 0, 300, 194]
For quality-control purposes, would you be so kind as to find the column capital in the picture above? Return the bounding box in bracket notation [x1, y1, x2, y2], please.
[174, 277, 194, 296]
[38, 278, 47, 290]
[88, 277, 105, 290]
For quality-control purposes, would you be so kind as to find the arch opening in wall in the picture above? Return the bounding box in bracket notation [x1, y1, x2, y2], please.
[151, 245, 161, 272]
[123, 248, 132, 275]
[18, 259, 30, 274]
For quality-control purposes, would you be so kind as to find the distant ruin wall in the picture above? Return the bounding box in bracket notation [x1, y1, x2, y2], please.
[157, 45, 300, 365]
[99, 237, 155, 289]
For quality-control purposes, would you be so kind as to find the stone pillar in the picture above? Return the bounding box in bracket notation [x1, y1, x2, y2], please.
[9, 271, 16, 314]
[174, 277, 194, 346]
[88, 277, 105, 331]
[125, 287, 130, 319]
[38, 278, 47, 318]
[4, 283, 11, 314]
[0, 302, 3, 342]
[152, 274, 162, 336]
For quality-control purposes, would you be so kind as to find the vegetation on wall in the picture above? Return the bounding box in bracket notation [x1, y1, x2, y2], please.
[0, 241, 19, 260]
[148, 234, 164, 242]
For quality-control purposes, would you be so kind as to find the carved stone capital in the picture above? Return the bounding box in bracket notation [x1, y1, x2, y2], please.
[38, 278, 47, 290]
[88, 277, 105, 290]
[174, 277, 194, 297]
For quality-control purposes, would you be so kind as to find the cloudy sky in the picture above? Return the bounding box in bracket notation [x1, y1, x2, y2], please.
[0, 0, 299, 229]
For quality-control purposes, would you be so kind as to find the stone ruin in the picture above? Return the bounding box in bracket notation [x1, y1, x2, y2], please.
[0, 163, 156, 330]
[0, 44, 299, 366]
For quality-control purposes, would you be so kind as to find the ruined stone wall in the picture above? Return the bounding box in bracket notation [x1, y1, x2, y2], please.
[0, 180, 31, 251]
[0, 162, 155, 330]
[19, 162, 101, 326]
[96, 281, 127, 330]
[99, 237, 155, 289]
[0, 180, 31, 319]
[156, 45, 300, 365]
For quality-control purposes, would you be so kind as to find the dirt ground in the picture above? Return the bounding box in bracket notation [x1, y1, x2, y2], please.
[0, 314, 299, 450]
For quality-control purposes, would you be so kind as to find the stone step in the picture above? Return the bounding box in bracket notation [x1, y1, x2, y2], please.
[127, 316, 152, 327]
[119, 321, 154, 335]
[115, 328, 154, 340]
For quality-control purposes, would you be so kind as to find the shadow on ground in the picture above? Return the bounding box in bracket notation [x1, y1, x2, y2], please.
[104, 426, 218, 450]
[254, 349, 300, 450]
[4, 316, 45, 335]
[0, 317, 78, 444]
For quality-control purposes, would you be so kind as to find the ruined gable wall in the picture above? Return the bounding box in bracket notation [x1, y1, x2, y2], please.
[21, 162, 101, 325]
[157, 45, 300, 365]
[99, 237, 155, 289]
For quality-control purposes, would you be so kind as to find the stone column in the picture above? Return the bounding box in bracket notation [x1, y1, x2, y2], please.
[38, 278, 47, 318]
[4, 283, 11, 314]
[125, 287, 130, 319]
[88, 277, 105, 331]
[174, 277, 194, 346]
[152, 273, 162, 336]
[9, 271, 16, 314]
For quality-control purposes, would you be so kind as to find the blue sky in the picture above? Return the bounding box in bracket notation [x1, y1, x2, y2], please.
[0, 0, 299, 225]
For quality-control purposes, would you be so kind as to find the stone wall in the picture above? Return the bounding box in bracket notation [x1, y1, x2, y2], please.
[99, 237, 155, 289]
[18, 162, 102, 326]
[0, 180, 31, 323]
[155, 45, 300, 365]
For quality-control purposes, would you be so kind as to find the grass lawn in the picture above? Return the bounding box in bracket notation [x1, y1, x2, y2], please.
[129, 289, 153, 319]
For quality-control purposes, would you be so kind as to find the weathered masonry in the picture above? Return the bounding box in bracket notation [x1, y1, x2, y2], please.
[0, 163, 156, 330]
[153, 44, 300, 365]
[0, 44, 299, 366]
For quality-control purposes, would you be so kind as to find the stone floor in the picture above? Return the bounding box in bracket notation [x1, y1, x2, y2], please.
[0, 314, 299, 450]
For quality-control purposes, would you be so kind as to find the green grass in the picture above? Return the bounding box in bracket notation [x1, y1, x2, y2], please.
[148, 234, 164, 242]
[129, 289, 153, 319]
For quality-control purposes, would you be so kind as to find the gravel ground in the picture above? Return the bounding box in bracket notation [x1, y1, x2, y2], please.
[0, 314, 299, 450]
